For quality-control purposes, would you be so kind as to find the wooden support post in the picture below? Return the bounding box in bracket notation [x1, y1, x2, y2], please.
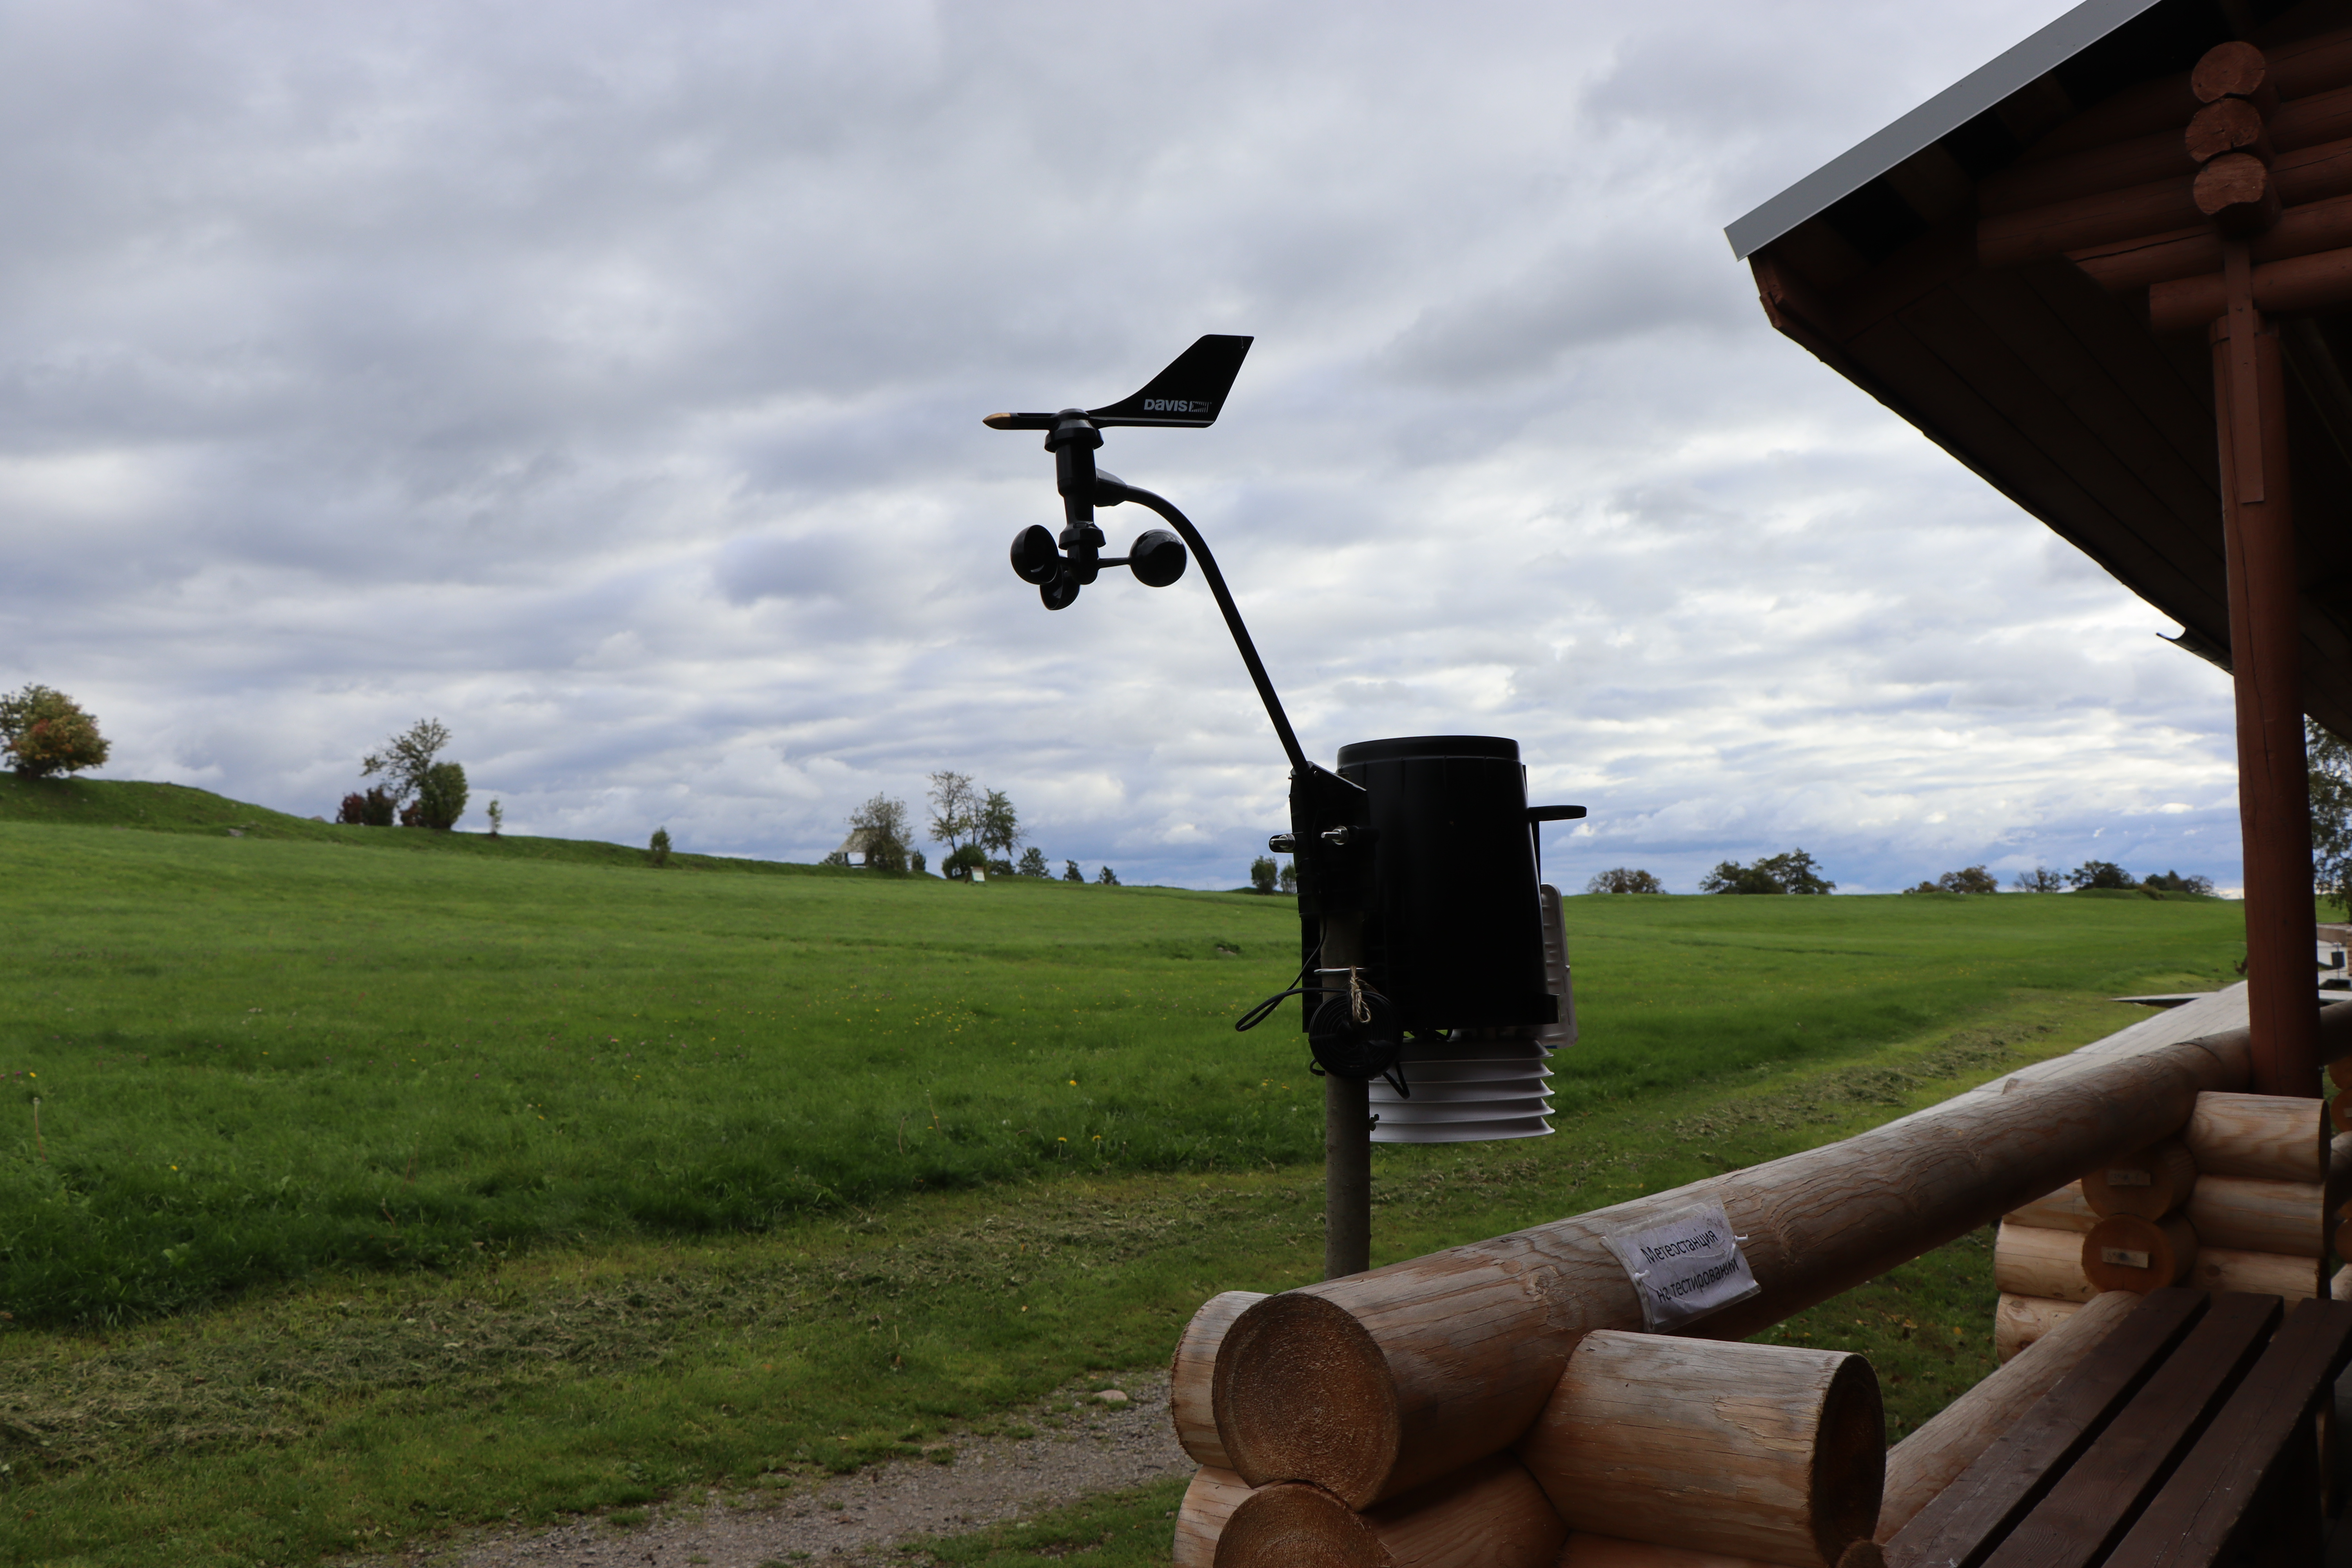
[2212, 300, 2324, 1098]
[1326, 1074, 1371, 1279]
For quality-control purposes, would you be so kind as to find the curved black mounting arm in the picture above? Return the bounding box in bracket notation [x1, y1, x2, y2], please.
[1105, 479, 1308, 779]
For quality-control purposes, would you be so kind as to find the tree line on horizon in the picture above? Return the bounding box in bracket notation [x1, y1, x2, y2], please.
[13, 681, 2352, 904]
[832, 771, 1120, 885]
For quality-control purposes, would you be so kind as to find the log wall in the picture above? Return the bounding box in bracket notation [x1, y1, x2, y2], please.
[1210, 1029, 2250, 1506]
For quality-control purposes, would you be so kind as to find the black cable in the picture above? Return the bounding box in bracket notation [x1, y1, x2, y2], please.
[1232, 943, 1325, 1033]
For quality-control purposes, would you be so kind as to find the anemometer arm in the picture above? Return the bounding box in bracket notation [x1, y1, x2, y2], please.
[990, 332, 1310, 779]
[1102, 478, 1309, 779]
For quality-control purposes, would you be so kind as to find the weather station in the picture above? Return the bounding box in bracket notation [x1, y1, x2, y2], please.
[984, 335, 1584, 1280]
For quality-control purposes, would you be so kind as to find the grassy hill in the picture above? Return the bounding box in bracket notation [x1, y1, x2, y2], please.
[0, 792, 2253, 1323]
[0, 787, 2263, 1568]
[0, 771, 858, 874]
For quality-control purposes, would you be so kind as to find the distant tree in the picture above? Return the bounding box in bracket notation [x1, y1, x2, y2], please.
[910, 848, 927, 875]
[414, 761, 468, 831]
[1017, 846, 1048, 878]
[2067, 859, 2136, 891]
[847, 793, 911, 873]
[338, 787, 396, 827]
[1097, 865, 1120, 886]
[1278, 860, 1297, 895]
[2013, 866, 2065, 893]
[2142, 868, 2215, 896]
[2314, 719, 2352, 915]
[978, 789, 1020, 862]
[945, 843, 989, 878]
[927, 770, 979, 868]
[1585, 867, 1665, 895]
[0, 684, 109, 778]
[648, 827, 672, 867]
[486, 799, 503, 838]
[361, 718, 454, 807]
[1937, 866, 1999, 895]
[1700, 849, 1833, 895]
[1064, 859, 1083, 882]
[1250, 855, 1278, 893]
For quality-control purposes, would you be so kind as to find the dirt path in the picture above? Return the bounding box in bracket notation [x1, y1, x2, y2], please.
[426, 1369, 1189, 1567]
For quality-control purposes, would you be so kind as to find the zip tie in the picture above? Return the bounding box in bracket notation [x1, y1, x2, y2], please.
[1348, 965, 1370, 1024]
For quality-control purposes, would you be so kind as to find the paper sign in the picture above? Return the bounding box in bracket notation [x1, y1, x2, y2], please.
[1603, 1200, 1761, 1332]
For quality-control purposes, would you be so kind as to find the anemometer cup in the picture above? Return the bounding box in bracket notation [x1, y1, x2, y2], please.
[1126, 529, 1187, 587]
[1011, 525, 1061, 586]
[1040, 570, 1082, 611]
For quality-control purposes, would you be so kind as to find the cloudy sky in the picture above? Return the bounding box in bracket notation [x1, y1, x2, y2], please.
[0, 0, 2247, 893]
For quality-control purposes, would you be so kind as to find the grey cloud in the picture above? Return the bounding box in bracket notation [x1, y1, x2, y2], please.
[0, 0, 2251, 897]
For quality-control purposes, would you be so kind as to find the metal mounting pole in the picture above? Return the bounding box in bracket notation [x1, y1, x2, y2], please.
[1319, 913, 1372, 1279]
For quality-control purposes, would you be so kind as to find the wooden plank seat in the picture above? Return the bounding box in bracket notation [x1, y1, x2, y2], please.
[1884, 1289, 2352, 1568]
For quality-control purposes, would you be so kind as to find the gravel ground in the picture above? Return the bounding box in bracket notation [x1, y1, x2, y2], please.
[416, 1368, 1189, 1568]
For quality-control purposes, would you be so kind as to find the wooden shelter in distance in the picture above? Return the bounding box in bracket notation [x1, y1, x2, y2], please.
[1727, 0, 2352, 1100]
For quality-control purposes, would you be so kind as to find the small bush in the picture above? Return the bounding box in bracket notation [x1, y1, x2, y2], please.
[2141, 869, 2214, 896]
[0, 684, 109, 778]
[649, 827, 672, 867]
[414, 761, 467, 831]
[338, 787, 397, 826]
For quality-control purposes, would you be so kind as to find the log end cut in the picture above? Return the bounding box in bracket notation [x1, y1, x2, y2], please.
[1212, 1482, 1388, 1568]
[2192, 40, 2268, 104]
[2080, 1212, 2196, 1292]
[1810, 1354, 1888, 1565]
[1214, 1291, 1401, 1508]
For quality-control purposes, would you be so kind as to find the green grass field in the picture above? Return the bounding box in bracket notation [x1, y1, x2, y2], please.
[0, 779, 2259, 1566]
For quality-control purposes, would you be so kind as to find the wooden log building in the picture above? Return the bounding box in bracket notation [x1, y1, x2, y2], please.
[1726, 0, 2352, 1099]
[1172, 4, 2352, 1563]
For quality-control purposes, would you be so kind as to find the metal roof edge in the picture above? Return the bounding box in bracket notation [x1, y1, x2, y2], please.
[1722, 0, 2168, 260]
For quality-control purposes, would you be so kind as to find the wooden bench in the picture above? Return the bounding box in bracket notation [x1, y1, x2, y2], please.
[1884, 1288, 2352, 1568]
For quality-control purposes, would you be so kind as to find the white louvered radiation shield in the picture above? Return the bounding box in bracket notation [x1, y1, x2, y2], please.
[1368, 884, 1575, 1143]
